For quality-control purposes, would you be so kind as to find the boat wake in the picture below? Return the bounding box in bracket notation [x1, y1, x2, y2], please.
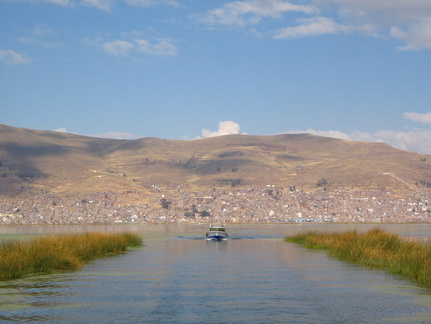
[177, 234, 283, 240]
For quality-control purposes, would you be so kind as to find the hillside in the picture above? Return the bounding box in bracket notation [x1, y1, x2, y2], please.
[1, 123, 430, 201]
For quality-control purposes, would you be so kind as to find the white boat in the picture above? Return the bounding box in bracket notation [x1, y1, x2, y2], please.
[205, 224, 228, 241]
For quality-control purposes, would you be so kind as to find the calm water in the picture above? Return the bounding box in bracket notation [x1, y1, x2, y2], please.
[1, 224, 431, 323]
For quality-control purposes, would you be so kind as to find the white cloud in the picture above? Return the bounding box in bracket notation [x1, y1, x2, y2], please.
[302, 129, 353, 141]
[31, 24, 55, 37]
[374, 129, 431, 154]
[273, 16, 352, 39]
[312, 0, 431, 50]
[348, 130, 375, 142]
[193, 114, 431, 153]
[199, 0, 316, 27]
[54, 128, 140, 139]
[53, 127, 80, 135]
[82, 0, 112, 11]
[19, 24, 63, 48]
[102, 40, 135, 56]
[284, 127, 431, 154]
[403, 112, 431, 125]
[4, 0, 177, 10]
[316, 0, 431, 24]
[123, 0, 179, 7]
[390, 19, 431, 50]
[201, 121, 242, 138]
[99, 38, 177, 57]
[7, 0, 71, 6]
[90, 132, 141, 139]
[8, 0, 431, 51]
[54, 127, 140, 139]
[0, 49, 31, 65]
[43, 0, 72, 6]
[283, 111, 431, 153]
[134, 38, 177, 56]
[198, 0, 431, 51]
[54, 128, 68, 133]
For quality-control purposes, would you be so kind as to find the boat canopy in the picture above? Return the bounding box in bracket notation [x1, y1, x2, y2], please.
[209, 225, 225, 232]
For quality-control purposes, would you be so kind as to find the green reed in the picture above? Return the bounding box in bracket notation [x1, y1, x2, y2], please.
[285, 228, 431, 287]
[0, 232, 143, 281]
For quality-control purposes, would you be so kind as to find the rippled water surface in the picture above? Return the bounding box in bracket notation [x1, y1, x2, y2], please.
[1, 224, 431, 323]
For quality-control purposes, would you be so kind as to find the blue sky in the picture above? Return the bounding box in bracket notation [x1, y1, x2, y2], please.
[1, 0, 431, 153]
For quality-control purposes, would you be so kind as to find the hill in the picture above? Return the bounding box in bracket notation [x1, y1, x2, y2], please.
[1, 123, 430, 200]
[2, 123, 431, 224]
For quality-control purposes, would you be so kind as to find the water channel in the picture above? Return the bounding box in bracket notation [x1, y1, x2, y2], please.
[0, 223, 431, 323]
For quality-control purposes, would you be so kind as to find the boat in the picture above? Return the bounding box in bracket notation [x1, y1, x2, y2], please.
[206, 224, 228, 241]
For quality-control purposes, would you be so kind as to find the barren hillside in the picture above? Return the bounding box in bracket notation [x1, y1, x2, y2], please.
[1, 123, 430, 201]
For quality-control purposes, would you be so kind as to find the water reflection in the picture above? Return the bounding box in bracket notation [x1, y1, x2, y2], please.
[0, 274, 82, 323]
[0, 224, 430, 323]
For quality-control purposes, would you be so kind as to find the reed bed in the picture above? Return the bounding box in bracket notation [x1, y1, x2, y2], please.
[285, 228, 431, 287]
[0, 232, 143, 281]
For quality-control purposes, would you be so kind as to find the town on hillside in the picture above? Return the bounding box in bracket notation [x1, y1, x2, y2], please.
[1, 185, 430, 225]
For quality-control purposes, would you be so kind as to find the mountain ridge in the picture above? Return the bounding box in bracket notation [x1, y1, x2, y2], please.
[1, 123, 430, 200]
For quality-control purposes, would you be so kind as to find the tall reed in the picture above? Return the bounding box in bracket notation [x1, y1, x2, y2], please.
[0, 232, 143, 281]
[285, 229, 431, 287]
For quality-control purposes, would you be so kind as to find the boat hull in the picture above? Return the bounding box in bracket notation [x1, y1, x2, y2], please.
[206, 231, 228, 241]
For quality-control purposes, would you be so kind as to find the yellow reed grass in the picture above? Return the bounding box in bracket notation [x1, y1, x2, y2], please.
[285, 229, 431, 287]
[0, 232, 143, 281]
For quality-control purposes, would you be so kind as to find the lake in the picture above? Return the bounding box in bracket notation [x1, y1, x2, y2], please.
[0, 224, 431, 323]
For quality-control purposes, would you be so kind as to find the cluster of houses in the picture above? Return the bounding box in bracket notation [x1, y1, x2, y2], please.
[0, 185, 430, 225]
